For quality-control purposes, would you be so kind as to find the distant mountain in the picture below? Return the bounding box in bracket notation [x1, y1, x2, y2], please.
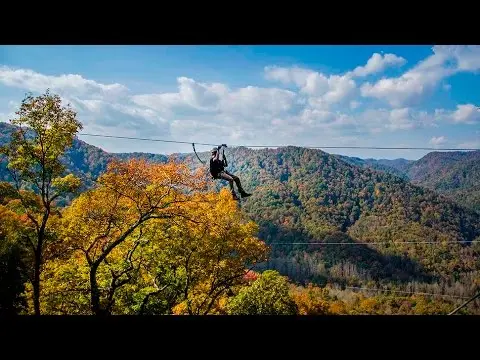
[179, 146, 480, 294]
[0, 122, 168, 188]
[340, 150, 480, 212]
[2, 122, 480, 298]
[336, 155, 412, 180]
[366, 158, 413, 173]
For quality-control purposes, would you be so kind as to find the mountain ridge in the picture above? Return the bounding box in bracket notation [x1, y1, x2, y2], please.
[1, 121, 479, 295]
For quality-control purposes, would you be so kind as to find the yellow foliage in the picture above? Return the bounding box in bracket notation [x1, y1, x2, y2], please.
[329, 300, 348, 314]
[172, 302, 188, 315]
[358, 297, 379, 314]
[290, 284, 331, 315]
[41, 159, 268, 315]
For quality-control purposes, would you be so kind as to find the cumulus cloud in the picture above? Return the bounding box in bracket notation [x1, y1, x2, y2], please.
[451, 104, 480, 124]
[0, 66, 128, 100]
[132, 77, 297, 119]
[264, 66, 313, 87]
[355, 107, 437, 134]
[434, 104, 480, 125]
[429, 136, 447, 146]
[350, 53, 406, 77]
[360, 45, 480, 108]
[264, 53, 407, 109]
[264, 66, 357, 109]
[0, 47, 478, 156]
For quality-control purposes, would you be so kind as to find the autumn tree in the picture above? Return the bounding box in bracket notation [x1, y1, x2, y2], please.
[0, 91, 82, 315]
[0, 185, 28, 314]
[56, 158, 213, 315]
[151, 189, 269, 315]
[290, 283, 331, 315]
[38, 184, 269, 315]
[226, 270, 298, 315]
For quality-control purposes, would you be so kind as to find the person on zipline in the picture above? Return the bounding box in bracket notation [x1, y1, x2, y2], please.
[210, 145, 251, 200]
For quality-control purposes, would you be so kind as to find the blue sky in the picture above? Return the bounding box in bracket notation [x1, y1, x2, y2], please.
[1, 45, 479, 159]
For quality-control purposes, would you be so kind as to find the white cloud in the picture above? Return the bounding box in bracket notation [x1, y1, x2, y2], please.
[429, 136, 447, 146]
[0, 66, 128, 100]
[360, 45, 480, 108]
[264, 52, 406, 109]
[264, 66, 357, 109]
[355, 107, 436, 134]
[132, 76, 297, 120]
[350, 53, 406, 77]
[264, 66, 313, 87]
[435, 104, 480, 125]
[451, 104, 480, 124]
[388, 108, 416, 130]
[220, 86, 297, 117]
[350, 100, 361, 109]
[441, 45, 480, 71]
[0, 48, 478, 157]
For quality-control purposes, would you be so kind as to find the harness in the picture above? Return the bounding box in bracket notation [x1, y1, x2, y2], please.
[210, 153, 227, 179]
[191, 143, 228, 180]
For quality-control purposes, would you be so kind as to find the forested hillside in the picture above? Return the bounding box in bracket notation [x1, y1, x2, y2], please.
[406, 151, 480, 212]
[187, 147, 480, 295]
[340, 150, 480, 212]
[336, 155, 411, 180]
[1, 115, 479, 314]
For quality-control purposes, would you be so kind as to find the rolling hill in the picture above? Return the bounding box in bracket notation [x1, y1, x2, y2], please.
[1, 122, 480, 302]
[343, 150, 480, 212]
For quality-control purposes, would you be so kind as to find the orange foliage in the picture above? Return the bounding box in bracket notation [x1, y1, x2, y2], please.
[290, 284, 331, 315]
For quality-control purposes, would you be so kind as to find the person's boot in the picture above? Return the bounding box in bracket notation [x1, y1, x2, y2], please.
[231, 191, 240, 201]
[239, 189, 252, 198]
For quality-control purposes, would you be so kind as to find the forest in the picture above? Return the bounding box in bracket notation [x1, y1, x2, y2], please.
[0, 91, 479, 315]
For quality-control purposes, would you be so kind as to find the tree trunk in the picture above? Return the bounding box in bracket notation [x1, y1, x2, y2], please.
[90, 264, 104, 315]
[33, 248, 41, 315]
[33, 230, 44, 316]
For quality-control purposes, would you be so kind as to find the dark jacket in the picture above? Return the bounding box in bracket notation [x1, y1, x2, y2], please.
[210, 156, 226, 178]
[210, 150, 227, 179]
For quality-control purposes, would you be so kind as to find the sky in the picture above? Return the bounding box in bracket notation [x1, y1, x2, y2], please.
[0, 45, 479, 160]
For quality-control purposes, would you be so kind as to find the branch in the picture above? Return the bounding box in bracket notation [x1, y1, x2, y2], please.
[139, 279, 170, 315]
[85, 195, 121, 258]
[103, 183, 144, 215]
[105, 231, 145, 313]
[22, 234, 36, 253]
[48, 192, 63, 204]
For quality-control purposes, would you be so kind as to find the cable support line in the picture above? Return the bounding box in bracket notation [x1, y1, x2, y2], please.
[448, 291, 480, 315]
[267, 240, 480, 246]
[344, 286, 471, 299]
[79, 133, 217, 147]
[78, 133, 480, 152]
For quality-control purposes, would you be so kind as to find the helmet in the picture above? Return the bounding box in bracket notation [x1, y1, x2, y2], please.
[211, 147, 218, 153]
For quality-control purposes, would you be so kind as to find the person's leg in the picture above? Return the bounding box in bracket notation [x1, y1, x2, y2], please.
[218, 171, 239, 199]
[225, 170, 251, 197]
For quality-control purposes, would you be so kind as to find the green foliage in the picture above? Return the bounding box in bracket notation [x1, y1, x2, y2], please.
[407, 151, 480, 212]
[0, 90, 83, 315]
[346, 151, 480, 212]
[3, 91, 82, 191]
[226, 270, 298, 315]
[1, 108, 480, 314]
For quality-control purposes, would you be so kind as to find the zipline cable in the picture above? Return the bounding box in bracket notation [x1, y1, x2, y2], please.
[268, 240, 480, 246]
[448, 291, 480, 315]
[78, 132, 480, 311]
[78, 133, 480, 152]
[344, 286, 471, 300]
